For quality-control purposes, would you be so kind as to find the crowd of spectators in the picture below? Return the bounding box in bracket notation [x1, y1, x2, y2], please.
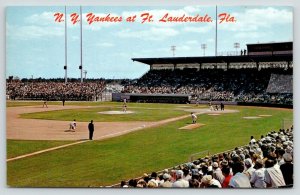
[266, 74, 293, 94]
[122, 68, 293, 105]
[6, 79, 106, 101]
[118, 127, 293, 188]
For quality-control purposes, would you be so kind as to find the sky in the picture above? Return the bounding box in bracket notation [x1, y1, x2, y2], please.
[6, 6, 293, 79]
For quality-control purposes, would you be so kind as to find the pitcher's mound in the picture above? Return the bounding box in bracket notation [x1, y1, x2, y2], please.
[243, 116, 261, 119]
[207, 113, 221, 116]
[98, 111, 135, 115]
[179, 123, 205, 130]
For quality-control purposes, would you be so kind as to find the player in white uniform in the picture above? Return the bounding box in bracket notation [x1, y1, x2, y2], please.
[122, 98, 127, 112]
[69, 119, 77, 131]
[191, 112, 197, 124]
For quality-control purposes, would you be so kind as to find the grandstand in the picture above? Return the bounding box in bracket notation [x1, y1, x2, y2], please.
[115, 42, 292, 106]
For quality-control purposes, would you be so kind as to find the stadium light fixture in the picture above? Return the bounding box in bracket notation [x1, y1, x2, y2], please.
[201, 44, 207, 56]
[234, 42, 240, 55]
[171, 45, 176, 57]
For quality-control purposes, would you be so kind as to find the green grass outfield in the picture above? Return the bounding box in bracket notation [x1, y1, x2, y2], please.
[7, 101, 293, 187]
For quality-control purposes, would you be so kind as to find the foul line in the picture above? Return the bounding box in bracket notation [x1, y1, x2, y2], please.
[7, 140, 89, 162]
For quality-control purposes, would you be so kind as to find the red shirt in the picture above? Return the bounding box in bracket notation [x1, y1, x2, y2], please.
[222, 175, 233, 188]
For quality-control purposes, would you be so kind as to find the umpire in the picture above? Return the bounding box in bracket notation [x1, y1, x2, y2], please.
[88, 120, 94, 140]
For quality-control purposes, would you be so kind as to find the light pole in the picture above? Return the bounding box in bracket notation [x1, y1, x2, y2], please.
[171, 45, 176, 57]
[234, 42, 240, 55]
[201, 44, 207, 56]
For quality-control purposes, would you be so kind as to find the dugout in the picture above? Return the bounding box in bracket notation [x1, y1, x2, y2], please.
[112, 93, 191, 104]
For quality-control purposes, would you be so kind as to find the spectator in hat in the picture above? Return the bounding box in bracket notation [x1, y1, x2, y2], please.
[250, 159, 266, 188]
[147, 180, 158, 188]
[280, 153, 293, 186]
[250, 136, 256, 146]
[136, 179, 147, 188]
[160, 173, 173, 188]
[264, 159, 286, 188]
[200, 175, 221, 188]
[212, 162, 225, 184]
[172, 170, 189, 188]
[244, 158, 255, 179]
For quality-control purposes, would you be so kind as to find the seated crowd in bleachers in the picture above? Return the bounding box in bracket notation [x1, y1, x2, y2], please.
[122, 68, 293, 105]
[6, 79, 106, 101]
[118, 127, 293, 188]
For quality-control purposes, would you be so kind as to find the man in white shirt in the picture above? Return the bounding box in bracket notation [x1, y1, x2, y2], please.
[264, 159, 286, 188]
[229, 161, 252, 188]
[172, 170, 189, 188]
[250, 159, 266, 188]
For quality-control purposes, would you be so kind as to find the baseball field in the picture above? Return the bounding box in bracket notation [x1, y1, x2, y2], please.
[6, 101, 293, 187]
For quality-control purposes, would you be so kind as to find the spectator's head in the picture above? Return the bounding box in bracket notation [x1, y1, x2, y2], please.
[147, 180, 157, 188]
[163, 173, 171, 181]
[231, 161, 245, 175]
[128, 179, 137, 187]
[221, 166, 231, 176]
[136, 179, 146, 188]
[283, 153, 293, 163]
[183, 167, 190, 177]
[176, 170, 184, 179]
[201, 175, 213, 187]
[189, 179, 200, 188]
[253, 159, 264, 169]
[120, 180, 128, 188]
[265, 159, 275, 168]
[244, 158, 252, 169]
[212, 162, 219, 170]
[150, 172, 157, 179]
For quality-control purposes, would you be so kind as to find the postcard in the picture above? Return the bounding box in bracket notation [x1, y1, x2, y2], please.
[6, 5, 293, 188]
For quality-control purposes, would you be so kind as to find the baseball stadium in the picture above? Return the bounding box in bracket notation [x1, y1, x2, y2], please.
[6, 41, 293, 188]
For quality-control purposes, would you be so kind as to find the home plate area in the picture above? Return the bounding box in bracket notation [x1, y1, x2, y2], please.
[179, 123, 206, 130]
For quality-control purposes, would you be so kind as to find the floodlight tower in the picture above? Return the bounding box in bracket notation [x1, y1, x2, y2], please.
[171, 45, 176, 57]
[201, 44, 207, 56]
[234, 42, 240, 55]
[64, 6, 68, 83]
[79, 6, 83, 83]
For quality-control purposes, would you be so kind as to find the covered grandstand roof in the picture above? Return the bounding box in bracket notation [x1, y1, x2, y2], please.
[132, 54, 292, 66]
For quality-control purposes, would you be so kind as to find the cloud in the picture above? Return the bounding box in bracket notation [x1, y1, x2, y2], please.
[183, 22, 214, 33]
[116, 27, 179, 41]
[186, 40, 199, 45]
[25, 11, 58, 26]
[96, 42, 115, 47]
[218, 7, 292, 32]
[7, 23, 64, 40]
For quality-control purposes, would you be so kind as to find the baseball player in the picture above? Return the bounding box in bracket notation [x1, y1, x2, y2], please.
[69, 119, 77, 131]
[191, 112, 197, 124]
